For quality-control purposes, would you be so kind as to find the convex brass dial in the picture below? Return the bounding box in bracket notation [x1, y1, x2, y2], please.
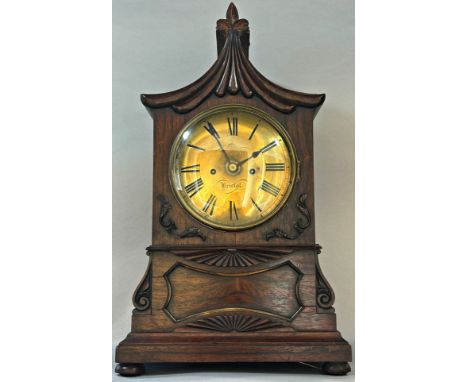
[169, 105, 297, 230]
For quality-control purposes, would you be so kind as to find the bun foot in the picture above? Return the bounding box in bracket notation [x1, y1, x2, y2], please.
[115, 363, 145, 376]
[322, 362, 351, 376]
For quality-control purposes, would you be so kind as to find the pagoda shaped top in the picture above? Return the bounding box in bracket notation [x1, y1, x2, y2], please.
[141, 3, 325, 115]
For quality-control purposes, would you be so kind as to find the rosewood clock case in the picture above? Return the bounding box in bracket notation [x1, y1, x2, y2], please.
[115, 3, 352, 377]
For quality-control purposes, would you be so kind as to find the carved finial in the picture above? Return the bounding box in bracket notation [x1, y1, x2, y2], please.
[226, 3, 239, 24]
[216, 3, 249, 58]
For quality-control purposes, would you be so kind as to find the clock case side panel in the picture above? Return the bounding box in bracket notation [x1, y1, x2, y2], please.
[149, 94, 317, 248]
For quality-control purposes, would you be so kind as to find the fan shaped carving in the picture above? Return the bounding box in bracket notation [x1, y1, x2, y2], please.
[182, 249, 286, 267]
[141, 3, 325, 114]
[186, 315, 283, 332]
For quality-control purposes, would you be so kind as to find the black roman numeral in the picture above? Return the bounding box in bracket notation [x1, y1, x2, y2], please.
[184, 178, 204, 198]
[251, 198, 262, 212]
[187, 143, 205, 151]
[260, 141, 277, 154]
[229, 200, 238, 220]
[260, 180, 280, 197]
[204, 121, 220, 138]
[180, 164, 200, 173]
[265, 163, 285, 171]
[202, 193, 217, 215]
[248, 121, 260, 140]
[227, 116, 238, 136]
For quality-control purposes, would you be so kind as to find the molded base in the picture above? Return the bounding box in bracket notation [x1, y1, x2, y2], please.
[115, 332, 352, 375]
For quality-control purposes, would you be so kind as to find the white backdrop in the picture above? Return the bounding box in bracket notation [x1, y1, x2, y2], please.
[113, 0, 354, 353]
[4, 1, 468, 382]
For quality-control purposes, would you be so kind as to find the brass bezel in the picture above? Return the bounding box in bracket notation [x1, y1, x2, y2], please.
[168, 104, 298, 231]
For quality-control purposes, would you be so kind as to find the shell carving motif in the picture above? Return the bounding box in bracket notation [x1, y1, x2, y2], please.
[183, 249, 287, 267]
[186, 315, 283, 332]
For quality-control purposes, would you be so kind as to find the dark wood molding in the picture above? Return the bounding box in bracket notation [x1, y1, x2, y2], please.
[146, 245, 321, 252]
[141, 3, 325, 115]
[265, 193, 311, 241]
[132, 256, 152, 312]
[116, 332, 352, 365]
[158, 194, 207, 241]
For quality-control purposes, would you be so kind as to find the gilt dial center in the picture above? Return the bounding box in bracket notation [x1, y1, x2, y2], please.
[226, 161, 240, 175]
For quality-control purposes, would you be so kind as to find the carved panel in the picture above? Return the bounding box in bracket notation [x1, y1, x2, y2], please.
[186, 314, 283, 332]
[163, 261, 304, 322]
[132, 256, 152, 312]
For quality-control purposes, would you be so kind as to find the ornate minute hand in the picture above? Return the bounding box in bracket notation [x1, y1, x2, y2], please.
[238, 140, 278, 166]
[204, 121, 231, 162]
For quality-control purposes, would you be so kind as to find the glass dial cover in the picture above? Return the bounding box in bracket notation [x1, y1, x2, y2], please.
[169, 105, 297, 231]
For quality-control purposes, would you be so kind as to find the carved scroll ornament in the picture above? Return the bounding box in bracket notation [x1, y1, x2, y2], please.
[132, 257, 152, 311]
[158, 194, 207, 241]
[316, 257, 335, 309]
[265, 193, 311, 241]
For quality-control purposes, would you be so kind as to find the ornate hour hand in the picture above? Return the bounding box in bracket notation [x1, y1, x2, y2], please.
[238, 140, 277, 166]
[204, 121, 231, 162]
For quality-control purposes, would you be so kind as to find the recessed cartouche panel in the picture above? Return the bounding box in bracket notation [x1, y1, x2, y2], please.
[169, 105, 297, 231]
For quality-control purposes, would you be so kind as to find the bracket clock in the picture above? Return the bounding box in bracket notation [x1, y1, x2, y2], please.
[115, 3, 352, 376]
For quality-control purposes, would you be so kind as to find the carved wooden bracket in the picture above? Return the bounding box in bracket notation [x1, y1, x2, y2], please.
[132, 256, 152, 312]
[158, 194, 207, 241]
[265, 193, 311, 241]
[315, 256, 335, 309]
